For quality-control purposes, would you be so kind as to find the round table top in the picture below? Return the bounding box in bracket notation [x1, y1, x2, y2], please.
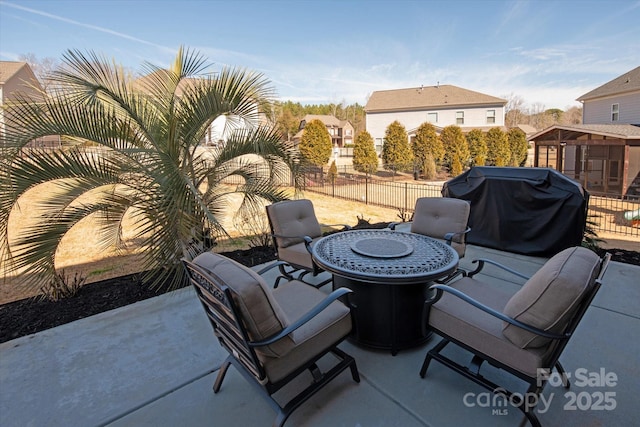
[312, 229, 459, 284]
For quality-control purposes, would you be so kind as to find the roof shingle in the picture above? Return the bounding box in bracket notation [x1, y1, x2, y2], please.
[577, 66, 640, 101]
[0, 61, 29, 84]
[365, 84, 506, 112]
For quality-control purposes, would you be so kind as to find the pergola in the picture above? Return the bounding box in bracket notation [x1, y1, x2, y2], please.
[529, 124, 640, 197]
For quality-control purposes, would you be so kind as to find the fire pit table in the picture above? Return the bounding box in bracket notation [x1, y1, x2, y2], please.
[312, 229, 458, 354]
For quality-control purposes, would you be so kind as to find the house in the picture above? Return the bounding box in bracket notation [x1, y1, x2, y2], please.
[578, 65, 640, 125]
[364, 84, 507, 152]
[292, 114, 354, 148]
[0, 61, 59, 148]
[530, 66, 640, 197]
[134, 71, 266, 147]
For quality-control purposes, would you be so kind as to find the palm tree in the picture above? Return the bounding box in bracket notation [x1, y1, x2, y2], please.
[1, 47, 301, 290]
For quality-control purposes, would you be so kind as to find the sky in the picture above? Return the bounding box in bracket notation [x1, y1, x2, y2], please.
[1, 0, 639, 110]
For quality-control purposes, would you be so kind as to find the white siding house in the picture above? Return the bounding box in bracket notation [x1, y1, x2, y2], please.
[0, 62, 41, 141]
[578, 66, 640, 125]
[0, 61, 60, 148]
[364, 85, 507, 152]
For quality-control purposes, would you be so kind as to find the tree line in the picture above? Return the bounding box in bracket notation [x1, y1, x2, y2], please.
[296, 118, 529, 180]
[21, 54, 582, 144]
[373, 121, 529, 178]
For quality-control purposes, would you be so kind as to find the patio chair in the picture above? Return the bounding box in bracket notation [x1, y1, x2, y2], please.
[266, 199, 350, 288]
[419, 246, 610, 427]
[183, 252, 360, 427]
[390, 197, 470, 258]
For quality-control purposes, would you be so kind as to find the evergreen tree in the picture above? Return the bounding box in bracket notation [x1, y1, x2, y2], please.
[328, 160, 338, 183]
[507, 128, 529, 166]
[466, 128, 487, 167]
[423, 152, 437, 180]
[412, 122, 444, 174]
[486, 127, 510, 166]
[299, 119, 332, 166]
[381, 121, 413, 172]
[352, 130, 378, 174]
[440, 125, 469, 176]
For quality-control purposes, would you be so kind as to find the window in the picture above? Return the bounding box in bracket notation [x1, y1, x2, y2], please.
[345, 129, 352, 136]
[486, 110, 496, 124]
[427, 112, 438, 123]
[456, 111, 464, 125]
[611, 104, 619, 121]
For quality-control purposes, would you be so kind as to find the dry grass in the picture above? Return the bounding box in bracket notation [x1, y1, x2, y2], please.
[0, 189, 401, 304]
[2, 182, 637, 305]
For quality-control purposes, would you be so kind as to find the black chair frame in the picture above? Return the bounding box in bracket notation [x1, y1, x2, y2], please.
[183, 259, 360, 427]
[420, 254, 610, 427]
[268, 224, 351, 289]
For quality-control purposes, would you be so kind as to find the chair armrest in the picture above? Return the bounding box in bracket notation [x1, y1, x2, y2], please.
[249, 287, 354, 347]
[255, 261, 289, 275]
[388, 221, 411, 230]
[321, 223, 352, 231]
[424, 284, 568, 340]
[443, 227, 471, 245]
[466, 258, 530, 280]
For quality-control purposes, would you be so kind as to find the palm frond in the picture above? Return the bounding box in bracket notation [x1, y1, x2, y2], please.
[2, 47, 301, 292]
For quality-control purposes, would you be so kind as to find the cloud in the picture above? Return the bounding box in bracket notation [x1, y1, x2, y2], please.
[2, 1, 174, 54]
[518, 47, 568, 61]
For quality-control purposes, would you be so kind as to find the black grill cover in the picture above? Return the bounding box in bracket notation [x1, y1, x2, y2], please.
[442, 167, 588, 256]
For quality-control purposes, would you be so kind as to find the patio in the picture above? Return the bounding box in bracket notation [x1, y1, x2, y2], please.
[1, 243, 638, 427]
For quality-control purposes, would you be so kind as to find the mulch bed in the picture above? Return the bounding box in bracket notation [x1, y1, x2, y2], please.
[0, 246, 276, 344]
[1, 227, 637, 344]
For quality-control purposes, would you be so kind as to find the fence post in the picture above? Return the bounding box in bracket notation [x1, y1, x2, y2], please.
[404, 182, 408, 212]
[365, 174, 369, 205]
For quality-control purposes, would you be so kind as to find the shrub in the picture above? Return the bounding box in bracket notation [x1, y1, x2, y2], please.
[353, 130, 378, 174]
[440, 125, 469, 175]
[466, 128, 487, 167]
[382, 121, 413, 172]
[40, 270, 86, 302]
[299, 119, 332, 166]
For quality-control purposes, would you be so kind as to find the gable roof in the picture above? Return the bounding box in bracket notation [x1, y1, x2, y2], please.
[302, 114, 342, 126]
[0, 61, 32, 84]
[529, 124, 640, 141]
[516, 124, 538, 135]
[365, 84, 506, 113]
[577, 66, 640, 101]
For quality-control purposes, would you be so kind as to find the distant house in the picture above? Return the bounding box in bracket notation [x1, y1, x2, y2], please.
[530, 66, 640, 197]
[0, 61, 59, 148]
[364, 84, 507, 152]
[578, 66, 640, 125]
[134, 71, 266, 147]
[292, 114, 354, 148]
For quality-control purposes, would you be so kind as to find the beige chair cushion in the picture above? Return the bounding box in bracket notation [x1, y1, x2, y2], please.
[192, 252, 294, 358]
[429, 278, 553, 378]
[261, 280, 352, 382]
[502, 247, 600, 349]
[275, 238, 321, 270]
[267, 200, 322, 248]
[411, 197, 470, 257]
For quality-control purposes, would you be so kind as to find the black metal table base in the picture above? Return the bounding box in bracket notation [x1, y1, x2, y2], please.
[334, 275, 433, 355]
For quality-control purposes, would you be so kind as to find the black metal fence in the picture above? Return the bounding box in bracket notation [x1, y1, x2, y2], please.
[14, 147, 639, 239]
[302, 165, 640, 238]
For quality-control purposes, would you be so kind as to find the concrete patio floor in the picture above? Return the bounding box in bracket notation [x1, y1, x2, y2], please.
[1, 244, 639, 427]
